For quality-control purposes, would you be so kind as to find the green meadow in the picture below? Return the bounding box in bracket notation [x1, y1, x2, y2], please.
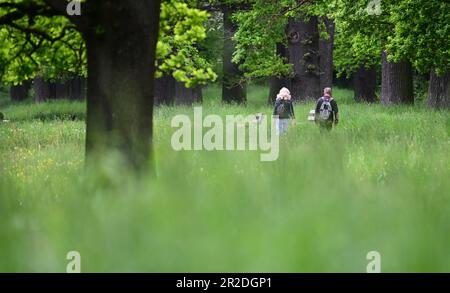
[0, 85, 449, 272]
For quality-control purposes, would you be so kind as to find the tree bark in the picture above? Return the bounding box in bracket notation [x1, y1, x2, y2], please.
[82, 1, 161, 170]
[54, 81, 69, 99]
[222, 7, 246, 104]
[175, 82, 202, 106]
[268, 43, 290, 105]
[10, 80, 31, 102]
[319, 17, 335, 90]
[33, 76, 49, 103]
[154, 75, 202, 106]
[54, 77, 87, 100]
[354, 64, 377, 103]
[154, 75, 176, 106]
[287, 16, 321, 102]
[268, 76, 290, 106]
[428, 71, 450, 109]
[68, 76, 86, 100]
[381, 51, 414, 105]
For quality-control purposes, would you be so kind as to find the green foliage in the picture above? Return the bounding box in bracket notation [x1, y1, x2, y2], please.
[157, 0, 217, 87]
[198, 11, 224, 81]
[332, 0, 387, 77]
[333, 29, 382, 78]
[233, 0, 336, 79]
[0, 1, 86, 84]
[0, 0, 217, 87]
[233, 0, 300, 79]
[333, 0, 450, 76]
[206, 0, 253, 6]
[386, 0, 450, 75]
[1, 86, 450, 272]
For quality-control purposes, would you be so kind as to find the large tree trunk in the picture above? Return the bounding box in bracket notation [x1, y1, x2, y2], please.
[222, 7, 246, 104]
[319, 17, 335, 90]
[381, 51, 414, 105]
[67, 76, 86, 100]
[428, 71, 450, 109]
[268, 43, 290, 105]
[354, 64, 377, 103]
[268, 76, 289, 105]
[10, 80, 31, 102]
[154, 75, 176, 106]
[175, 82, 202, 106]
[54, 81, 69, 99]
[83, 1, 161, 170]
[287, 16, 321, 102]
[33, 76, 50, 103]
[48, 82, 57, 100]
[154, 75, 202, 106]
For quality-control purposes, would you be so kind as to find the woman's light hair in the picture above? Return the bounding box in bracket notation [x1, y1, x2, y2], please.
[276, 87, 292, 100]
[324, 87, 332, 95]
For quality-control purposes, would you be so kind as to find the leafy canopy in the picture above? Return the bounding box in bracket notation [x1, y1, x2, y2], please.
[233, 0, 333, 79]
[333, 0, 450, 77]
[0, 0, 217, 87]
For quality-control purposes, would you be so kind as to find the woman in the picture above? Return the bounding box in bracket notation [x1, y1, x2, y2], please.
[273, 87, 295, 135]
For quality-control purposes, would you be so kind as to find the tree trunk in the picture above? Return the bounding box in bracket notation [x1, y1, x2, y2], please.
[268, 76, 290, 105]
[222, 7, 246, 104]
[82, 1, 161, 170]
[287, 16, 321, 102]
[268, 43, 290, 105]
[33, 76, 49, 103]
[35, 77, 86, 101]
[68, 76, 86, 100]
[319, 17, 335, 90]
[154, 75, 176, 106]
[54, 81, 69, 99]
[154, 75, 202, 106]
[381, 51, 414, 105]
[175, 82, 202, 106]
[10, 80, 31, 102]
[46, 82, 57, 100]
[354, 64, 377, 102]
[428, 71, 450, 109]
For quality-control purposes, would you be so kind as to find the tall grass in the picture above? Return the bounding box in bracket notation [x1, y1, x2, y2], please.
[0, 85, 449, 272]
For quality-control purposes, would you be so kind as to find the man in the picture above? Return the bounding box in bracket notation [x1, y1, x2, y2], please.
[315, 87, 339, 131]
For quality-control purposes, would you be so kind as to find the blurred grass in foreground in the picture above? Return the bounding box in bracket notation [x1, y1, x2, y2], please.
[1, 85, 450, 272]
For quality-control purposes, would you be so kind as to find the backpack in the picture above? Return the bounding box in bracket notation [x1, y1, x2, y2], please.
[275, 100, 290, 119]
[319, 97, 333, 120]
